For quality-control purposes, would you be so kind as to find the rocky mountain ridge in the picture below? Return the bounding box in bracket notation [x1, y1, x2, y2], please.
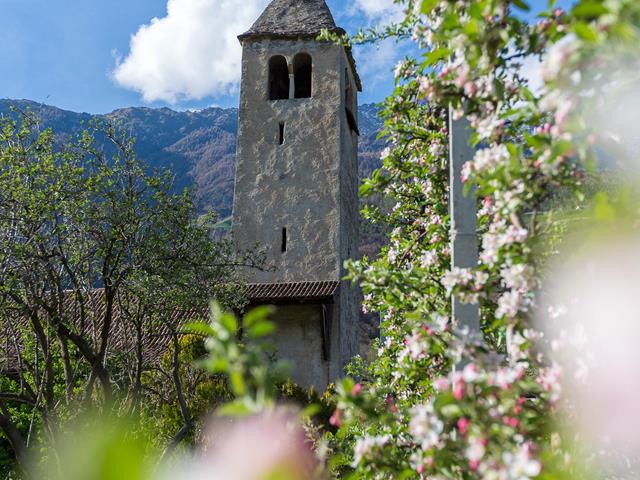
[0, 99, 387, 220]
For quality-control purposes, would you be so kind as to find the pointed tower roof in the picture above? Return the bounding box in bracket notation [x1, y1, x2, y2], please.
[238, 0, 362, 91]
[239, 0, 343, 40]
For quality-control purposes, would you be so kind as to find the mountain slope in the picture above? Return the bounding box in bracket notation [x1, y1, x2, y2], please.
[0, 99, 386, 219]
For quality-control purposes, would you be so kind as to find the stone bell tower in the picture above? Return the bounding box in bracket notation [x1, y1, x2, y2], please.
[232, 0, 361, 389]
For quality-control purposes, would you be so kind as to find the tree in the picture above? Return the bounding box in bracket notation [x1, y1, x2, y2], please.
[0, 113, 262, 474]
[317, 0, 640, 478]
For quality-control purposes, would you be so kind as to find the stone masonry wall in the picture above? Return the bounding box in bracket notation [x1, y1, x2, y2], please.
[233, 38, 343, 284]
[232, 37, 360, 385]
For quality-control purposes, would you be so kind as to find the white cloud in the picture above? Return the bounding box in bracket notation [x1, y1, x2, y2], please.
[351, 0, 404, 22]
[356, 39, 405, 89]
[112, 0, 268, 104]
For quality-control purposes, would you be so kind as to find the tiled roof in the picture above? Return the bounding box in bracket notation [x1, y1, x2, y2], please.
[0, 282, 339, 371]
[0, 291, 209, 371]
[247, 281, 339, 303]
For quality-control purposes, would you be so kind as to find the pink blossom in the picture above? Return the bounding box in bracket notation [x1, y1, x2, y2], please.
[193, 408, 318, 480]
[409, 404, 443, 450]
[473, 144, 510, 173]
[461, 161, 473, 183]
[462, 363, 480, 383]
[457, 417, 471, 436]
[329, 409, 342, 427]
[503, 443, 542, 479]
[434, 377, 450, 391]
[420, 250, 437, 268]
[453, 380, 465, 400]
[502, 416, 520, 428]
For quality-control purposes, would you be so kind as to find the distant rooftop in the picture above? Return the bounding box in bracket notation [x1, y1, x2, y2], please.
[239, 0, 343, 41]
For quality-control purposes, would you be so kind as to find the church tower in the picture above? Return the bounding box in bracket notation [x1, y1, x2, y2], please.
[232, 0, 361, 389]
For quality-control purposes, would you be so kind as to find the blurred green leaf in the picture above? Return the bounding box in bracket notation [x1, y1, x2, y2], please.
[218, 400, 253, 417]
[243, 306, 273, 328]
[249, 321, 276, 339]
[573, 22, 599, 42]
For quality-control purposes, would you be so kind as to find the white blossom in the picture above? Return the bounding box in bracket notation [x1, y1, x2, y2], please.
[503, 444, 542, 480]
[465, 436, 486, 463]
[353, 435, 390, 466]
[420, 250, 438, 268]
[473, 144, 510, 173]
[501, 264, 537, 291]
[409, 404, 443, 450]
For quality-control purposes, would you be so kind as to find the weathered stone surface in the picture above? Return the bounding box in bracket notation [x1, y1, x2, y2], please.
[233, 38, 358, 284]
[270, 305, 329, 389]
[232, 14, 361, 387]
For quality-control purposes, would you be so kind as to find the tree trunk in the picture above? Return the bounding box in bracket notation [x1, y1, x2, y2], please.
[0, 401, 30, 474]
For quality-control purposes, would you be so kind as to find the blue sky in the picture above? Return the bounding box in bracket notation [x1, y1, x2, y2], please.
[0, 0, 569, 114]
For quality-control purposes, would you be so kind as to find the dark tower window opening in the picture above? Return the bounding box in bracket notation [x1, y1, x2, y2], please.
[345, 67, 359, 135]
[293, 53, 312, 99]
[279, 122, 285, 145]
[281, 228, 287, 252]
[269, 55, 290, 100]
[345, 68, 354, 110]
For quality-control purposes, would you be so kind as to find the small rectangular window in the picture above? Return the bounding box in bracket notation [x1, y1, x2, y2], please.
[281, 228, 287, 252]
[279, 122, 285, 145]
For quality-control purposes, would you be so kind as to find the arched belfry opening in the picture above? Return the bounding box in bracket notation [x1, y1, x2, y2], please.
[293, 53, 312, 99]
[269, 55, 290, 100]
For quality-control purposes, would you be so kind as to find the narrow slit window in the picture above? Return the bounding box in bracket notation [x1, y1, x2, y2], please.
[281, 228, 287, 252]
[279, 122, 285, 145]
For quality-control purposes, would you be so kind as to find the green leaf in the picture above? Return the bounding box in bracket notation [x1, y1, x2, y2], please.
[207, 357, 230, 373]
[572, 1, 608, 19]
[217, 400, 253, 417]
[220, 312, 238, 333]
[441, 404, 463, 418]
[593, 192, 615, 221]
[302, 403, 321, 418]
[423, 47, 450, 65]
[463, 19, 480, 36]
[248, 320, 276, 339]
[183, 322, 215, 337]
[229, 370, 247, 396]
[573, 22, 599, 42]
[243, 306, 273, 328]
[209, 301, 223, 323]
[420, 0, 439, 14]
[512, 0, 530, 11]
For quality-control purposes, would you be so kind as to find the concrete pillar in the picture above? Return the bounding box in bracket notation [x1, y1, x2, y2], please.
[449, 108, 480, 333]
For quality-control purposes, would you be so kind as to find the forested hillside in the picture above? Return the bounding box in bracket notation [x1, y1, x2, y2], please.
[0, 100, 386, 221]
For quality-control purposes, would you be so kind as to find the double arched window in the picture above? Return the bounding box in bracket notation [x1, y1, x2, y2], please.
[268, 53, 312, 100]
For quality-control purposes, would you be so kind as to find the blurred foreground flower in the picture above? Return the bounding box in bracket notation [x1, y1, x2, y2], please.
[164, 407, 320, 480]
[34, 407, 319, 480]
[543, 234, 640, 476]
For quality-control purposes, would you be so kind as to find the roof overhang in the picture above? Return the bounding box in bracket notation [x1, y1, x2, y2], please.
[246, 281, 340, 305]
